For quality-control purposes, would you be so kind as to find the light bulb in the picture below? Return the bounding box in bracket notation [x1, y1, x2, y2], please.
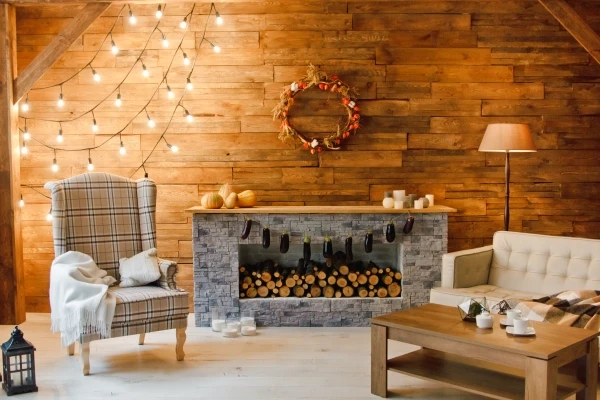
[185, 110, 193, 122]
[21, 142, 28, 155]
[147, 117, 155, 128]
[213, 45, 221, 53]
[167, 86, 174, 99]
[87, 158, 94, 171]
[179, 16, 187, 29]
[120, 141, 126, 155]
[56, 129, 63, 143]
[19, 197, 24, 208]
[111, 40, 119, 55]
[129, 10, 136, 24]
[52, 159, 59, 172]
[115, 93, 122, 107]
[142, 64, 149, 77]
[186, 78, 193, 91]
[46, 211, 53, 221]
[170, 144, 179, 153]
[21, 98, 29, 112]
[156, 5, 163, 19]
[93, 69, 101, 82]
[23, 128, 30, 141]
[183, 53, 190, 65]
[162, 36, 169, 48]
[92, 119, 98, 133]
[216, 12, 223, 25]
[57, 93, 64, 107]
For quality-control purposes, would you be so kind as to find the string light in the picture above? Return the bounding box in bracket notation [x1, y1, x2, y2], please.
[21, 95, 29, 112]
[21, 141, 28, 155]
[205, 39, 220, 53]
[92, 66, 101, 82]
[46, 206, 53, 221]
[128, 6, 136, 25]
[56, 123, 63, 143]
[183, 106, 193, 122]
[183, 52, 190, 65]
[186, 76, 193, 91]
[57, 86, 64, 107]
[115, 92, 122, 107]
[142, 63, 149, 77]
[165, 138, 179, 152]
[145, 109, 155, 128]
[19, 194, 24, 208]
[88, 150, 94, 171]
[52, 151, 59, 172]
[156, 5, 163, 19]
[216, 11, 223, 25]
[179, 16, 188, 29]
[162, 34, 169, 48]
[167, 84, 174, 99]
[111, 34, 119, 55]
[23, 122, 30, 141]
[119, 140, 126, 155]
[91, 111, 98, 133]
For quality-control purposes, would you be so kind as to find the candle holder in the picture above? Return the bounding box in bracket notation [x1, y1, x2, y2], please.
[211, 308, 226, 332]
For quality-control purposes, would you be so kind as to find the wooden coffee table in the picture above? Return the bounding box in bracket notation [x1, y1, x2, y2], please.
[371, 303, 599, 399]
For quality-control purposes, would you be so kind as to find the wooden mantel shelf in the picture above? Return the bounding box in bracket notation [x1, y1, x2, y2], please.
[186, 205, 457, 214]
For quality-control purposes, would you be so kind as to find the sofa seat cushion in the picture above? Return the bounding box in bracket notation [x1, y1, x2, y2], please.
[430, 285, 544, 310]
[110, 286, 189, 325]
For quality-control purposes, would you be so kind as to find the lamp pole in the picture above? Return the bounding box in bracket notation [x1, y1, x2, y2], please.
[504, 152, 510, 231]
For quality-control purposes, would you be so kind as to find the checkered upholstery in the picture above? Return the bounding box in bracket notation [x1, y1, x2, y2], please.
[45, 172, 188, 343]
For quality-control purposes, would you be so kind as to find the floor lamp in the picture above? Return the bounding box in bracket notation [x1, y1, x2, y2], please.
[479, 124, 537, 231]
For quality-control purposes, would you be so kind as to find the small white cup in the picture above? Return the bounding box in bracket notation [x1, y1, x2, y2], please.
[506, 309, 522, 324]
[513, 316, 529, 334]
[393, 190, 405, 202]
[426, 194, 434, 206]
[394, 200, 404, 209]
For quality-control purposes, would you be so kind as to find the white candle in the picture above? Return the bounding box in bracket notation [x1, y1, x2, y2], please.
[241, 326, 257, 336]
[414, 199, 424, 209]
[212, 319, 226, 332]
[394, 200, 404, 209]
[241, 317, 255, 326]
[222, 327, 239, 338]
[227, 321, 241, 332]
[393, 190, 405, 202]
[11, 373, 22, 387]
[426, 194, 434, 206]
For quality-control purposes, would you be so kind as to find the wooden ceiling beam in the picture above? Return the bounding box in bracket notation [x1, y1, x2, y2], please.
[538, 0, 600, 65]
[12, 2, 111, 103]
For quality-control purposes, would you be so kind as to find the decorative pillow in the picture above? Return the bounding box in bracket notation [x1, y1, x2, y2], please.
[157, 258, 180, 290]
[119, 248, 160, 287]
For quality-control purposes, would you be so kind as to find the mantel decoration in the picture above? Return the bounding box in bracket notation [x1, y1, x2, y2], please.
[457, 297, 489, 322]
[272, 65, 360, 154]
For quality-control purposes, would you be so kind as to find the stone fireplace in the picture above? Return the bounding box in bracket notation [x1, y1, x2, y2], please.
[190, 206, 454, 327]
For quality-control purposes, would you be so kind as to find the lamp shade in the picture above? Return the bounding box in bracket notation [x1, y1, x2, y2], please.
[479, 124, 537, 153]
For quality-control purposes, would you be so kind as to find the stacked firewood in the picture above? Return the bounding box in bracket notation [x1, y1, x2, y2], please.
[239, 252, 402, 299]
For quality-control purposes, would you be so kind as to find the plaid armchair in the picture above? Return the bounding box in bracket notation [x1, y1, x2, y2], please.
[45, 172, 189, 375]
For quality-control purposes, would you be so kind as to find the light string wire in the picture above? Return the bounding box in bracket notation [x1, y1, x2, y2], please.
[27, 5, 126, 92]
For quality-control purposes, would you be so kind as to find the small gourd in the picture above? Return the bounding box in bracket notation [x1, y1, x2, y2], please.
[224, 192, 238, 209]
[218, 184, 233, 200]
[202, 192, 223, 209]
[237, 190, 257, 208]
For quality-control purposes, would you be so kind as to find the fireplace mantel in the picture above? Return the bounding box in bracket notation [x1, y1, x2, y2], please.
[190, 205, 453, 327]
[187, 205, 457, 214]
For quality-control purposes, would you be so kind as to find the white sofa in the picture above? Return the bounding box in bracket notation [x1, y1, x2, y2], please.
[430, 231, 600, 310]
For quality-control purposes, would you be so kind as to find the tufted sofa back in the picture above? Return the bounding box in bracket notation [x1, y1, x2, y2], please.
[488, 231, 600, 294]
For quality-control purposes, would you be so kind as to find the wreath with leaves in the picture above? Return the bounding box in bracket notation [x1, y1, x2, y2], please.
[272, 65, 360, 154]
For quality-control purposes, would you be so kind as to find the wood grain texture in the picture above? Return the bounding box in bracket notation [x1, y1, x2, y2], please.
[15, 1, 600, 311]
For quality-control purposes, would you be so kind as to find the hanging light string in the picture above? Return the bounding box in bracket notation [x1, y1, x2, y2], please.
[130, 3, 219, 178]
[25, 5, 126, 93]
[19, 5, 168, 124]
[20, 184, 52, 200]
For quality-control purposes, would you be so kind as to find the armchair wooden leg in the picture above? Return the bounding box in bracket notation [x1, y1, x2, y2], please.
[81, 342, 90, 376]
[67, 343, 75, 356]
[139, 333, 145, 345]
[176, 328, 186, 361]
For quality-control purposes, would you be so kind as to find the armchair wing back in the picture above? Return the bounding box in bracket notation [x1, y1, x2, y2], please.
[45, 172, 157, 281]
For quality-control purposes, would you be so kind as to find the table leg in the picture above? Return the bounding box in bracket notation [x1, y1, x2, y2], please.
[576, 337, 598, 400]
[371, 324, 388, 398]
[525, 357, 558, 400]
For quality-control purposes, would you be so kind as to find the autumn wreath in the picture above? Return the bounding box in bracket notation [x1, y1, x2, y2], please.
[272, 65, 360, 154]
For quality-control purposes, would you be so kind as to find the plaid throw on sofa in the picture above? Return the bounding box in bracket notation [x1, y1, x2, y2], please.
[509, 290, 600, 331]
[45, 172, 188, 344]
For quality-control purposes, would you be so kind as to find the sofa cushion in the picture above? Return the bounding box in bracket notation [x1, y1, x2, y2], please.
[110, 286, 189, 326]
[430, 285, 544, 310]
[489, 231, 600, 295]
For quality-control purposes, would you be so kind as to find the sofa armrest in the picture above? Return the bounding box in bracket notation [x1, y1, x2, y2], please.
[441, 245, 494, 289]
[157, 258, 182, 291]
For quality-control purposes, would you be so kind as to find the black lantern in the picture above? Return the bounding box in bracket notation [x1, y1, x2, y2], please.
[2, 326, 38, 396]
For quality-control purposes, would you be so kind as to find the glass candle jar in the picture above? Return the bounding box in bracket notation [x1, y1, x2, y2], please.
[211, 308, 226, 332]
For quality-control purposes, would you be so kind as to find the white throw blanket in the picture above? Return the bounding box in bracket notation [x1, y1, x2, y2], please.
[50, 251, 117, 347]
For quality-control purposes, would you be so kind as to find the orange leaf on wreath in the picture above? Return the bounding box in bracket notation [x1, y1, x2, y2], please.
[310, 149, 315, 154]
[353, 106, 360, 112]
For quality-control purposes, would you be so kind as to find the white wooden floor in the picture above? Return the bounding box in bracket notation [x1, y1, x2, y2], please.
[0, 314, 592, 399]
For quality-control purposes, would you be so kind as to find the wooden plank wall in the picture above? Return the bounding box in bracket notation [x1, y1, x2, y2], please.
[16, 1, 600, 311]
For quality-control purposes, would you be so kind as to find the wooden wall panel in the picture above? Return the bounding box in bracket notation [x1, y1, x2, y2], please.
[16, 1, 600, 311]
